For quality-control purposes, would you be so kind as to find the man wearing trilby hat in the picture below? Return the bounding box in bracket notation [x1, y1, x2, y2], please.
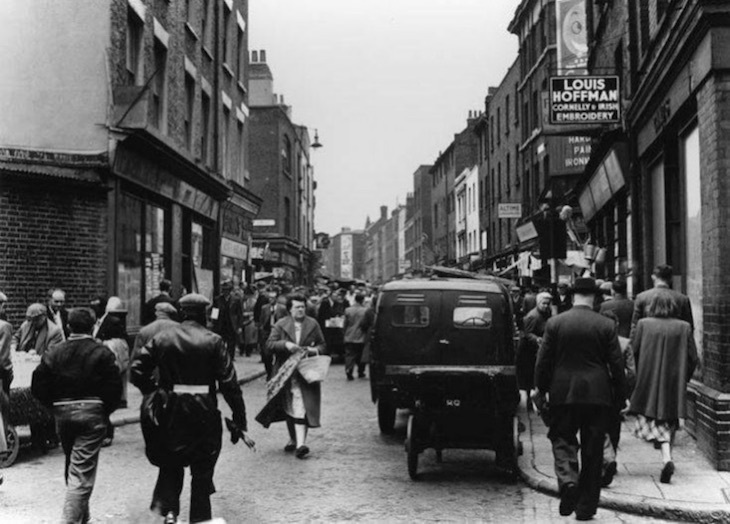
[131, 292, 254, 524]
[534, 277, 627, 521]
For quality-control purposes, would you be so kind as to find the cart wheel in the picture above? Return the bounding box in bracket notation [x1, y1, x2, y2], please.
[377, 397, 396, 434]
[406, 414, 419, 480]
[513, 416, 523, 457]
[0, 425, 19, 468]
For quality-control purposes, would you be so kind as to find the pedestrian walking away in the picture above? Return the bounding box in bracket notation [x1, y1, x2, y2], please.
[534, 277, 627, 521]
[517, 291, 551, 410]
[630, 264, 693, 340]
[343, 292, 368, 380]
[257, 293, 326, 459]
[31, 308, 122, 524]
[629, 292, 698, 485]
[130, 292, 254, 524]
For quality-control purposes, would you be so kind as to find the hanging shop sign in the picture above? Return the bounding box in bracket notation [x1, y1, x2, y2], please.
[498, 203, 523, 219]
[549, 76, 621, 125]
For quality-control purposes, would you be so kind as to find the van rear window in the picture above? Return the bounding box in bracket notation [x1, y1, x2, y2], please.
[391, 305, 430, 327]
[453, 307, 492, 328]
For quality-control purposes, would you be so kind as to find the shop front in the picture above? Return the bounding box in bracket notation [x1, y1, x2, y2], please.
[112, 134, 229, 329]
[220, 184, 261, 284]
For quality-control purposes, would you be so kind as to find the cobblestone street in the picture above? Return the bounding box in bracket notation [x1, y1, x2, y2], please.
[1, 361, 676, 523]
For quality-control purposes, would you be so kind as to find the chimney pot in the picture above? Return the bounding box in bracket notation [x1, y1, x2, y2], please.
[260, 50, 267, 62]
[251, 50, 258, 62]
[380, 205, 388, 219]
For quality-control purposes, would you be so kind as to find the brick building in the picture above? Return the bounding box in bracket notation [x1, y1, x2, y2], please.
[429, 116, 479, 265]
[0, 0, 259, 328]
[408, 165, 434, 270]
[247, 50, 317, 284]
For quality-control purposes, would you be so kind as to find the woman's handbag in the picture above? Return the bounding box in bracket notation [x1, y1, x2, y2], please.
[297, 350, 331, 384]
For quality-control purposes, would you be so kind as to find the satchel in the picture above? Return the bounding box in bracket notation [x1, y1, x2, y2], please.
[296, 351, 331, 383]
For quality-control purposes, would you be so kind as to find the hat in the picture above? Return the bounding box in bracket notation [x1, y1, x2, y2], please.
[105, 296, 127, 314]
[26, 303, 47, 318]
[155, 302, 177, 315]
[573, 277, 599, 295]
[178, 293, 211, 309]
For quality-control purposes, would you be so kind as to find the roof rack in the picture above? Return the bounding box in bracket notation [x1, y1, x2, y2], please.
[425, 265, 515, 287]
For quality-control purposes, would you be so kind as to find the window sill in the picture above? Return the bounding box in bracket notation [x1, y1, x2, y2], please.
[202, 46, 213, 62]
[185, 23, 199, 41]
[222, 63, 234, 78]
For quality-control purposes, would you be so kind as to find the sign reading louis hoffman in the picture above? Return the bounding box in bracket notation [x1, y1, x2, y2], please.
[549, 76, 620, 125]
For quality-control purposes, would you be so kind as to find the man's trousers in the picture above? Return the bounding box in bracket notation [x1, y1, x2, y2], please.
[548, 404, 610, 517]
[54, 401, 107, 524]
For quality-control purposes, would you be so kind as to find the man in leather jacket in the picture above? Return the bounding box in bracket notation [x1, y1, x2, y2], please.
[131, 293, 254, 524]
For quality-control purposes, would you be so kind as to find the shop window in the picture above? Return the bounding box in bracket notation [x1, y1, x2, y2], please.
[191, 221, 215, 301]
[682, 125, 703, 358]
[117, 193, 170, 328]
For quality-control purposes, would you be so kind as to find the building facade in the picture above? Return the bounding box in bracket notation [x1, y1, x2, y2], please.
[247, 50, 317, 284]
[0, 0, 258, 327]
[322, 228, 366, 281]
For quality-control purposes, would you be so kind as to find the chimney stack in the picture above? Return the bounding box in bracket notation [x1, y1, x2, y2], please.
[380, 205, 388, 220]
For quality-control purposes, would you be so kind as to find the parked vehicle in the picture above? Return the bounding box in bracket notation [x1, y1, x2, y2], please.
[369, 272, 521, 479]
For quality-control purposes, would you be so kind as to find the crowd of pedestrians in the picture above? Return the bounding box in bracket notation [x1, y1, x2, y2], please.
[514, 264, 697, 520]
[0, 277, 378, 522]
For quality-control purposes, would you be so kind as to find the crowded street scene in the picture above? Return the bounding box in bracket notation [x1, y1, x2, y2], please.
[3, 0, 730, 523]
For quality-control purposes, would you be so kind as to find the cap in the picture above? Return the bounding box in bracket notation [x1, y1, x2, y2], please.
[155, 302, 177, 315]
[178, 293, 211, 309]
[105, 296, 127, 314]
[536, 292, 553, 303]
[573, 277, 599, 295]
[26, 303, 47, 318]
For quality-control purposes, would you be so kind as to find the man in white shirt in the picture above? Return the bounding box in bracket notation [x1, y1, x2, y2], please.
[47, 288, 69, 340]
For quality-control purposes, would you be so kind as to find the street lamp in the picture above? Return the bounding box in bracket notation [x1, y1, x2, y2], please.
[311, 129, 323, 149]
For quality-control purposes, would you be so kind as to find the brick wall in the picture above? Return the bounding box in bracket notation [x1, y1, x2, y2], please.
[0, 175, 109, 326]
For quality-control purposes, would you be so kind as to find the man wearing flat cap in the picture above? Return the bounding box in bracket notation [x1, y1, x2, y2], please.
[131, 292, 254, 524]
[534, 277, 627, 521]
[12, 303, 63, 356]
[133, 302, 178, 359]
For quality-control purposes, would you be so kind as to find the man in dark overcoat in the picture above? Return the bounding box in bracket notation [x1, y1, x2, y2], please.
[599, 279, 634, 338]
[534, 277, 627, 521]
[131, 293, 253, 524]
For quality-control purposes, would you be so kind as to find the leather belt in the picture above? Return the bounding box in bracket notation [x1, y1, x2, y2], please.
[173, 385, 210, 394]
[53, 398, 103, 406]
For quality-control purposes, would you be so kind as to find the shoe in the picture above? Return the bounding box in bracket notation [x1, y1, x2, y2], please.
[358, 373, 366, 379]
[284, 442, 296, 452]
[601, 461, 617, 487]
[163, 511, 177, 524]
[559, 482, 578, 516]
[295, 445, 310, 459]
[575, 512, 595, 521]
[660, 461, 675, 484]
[346, 374, 354, 381]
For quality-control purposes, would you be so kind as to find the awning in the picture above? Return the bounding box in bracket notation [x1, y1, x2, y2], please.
[578, 142, 628, 221]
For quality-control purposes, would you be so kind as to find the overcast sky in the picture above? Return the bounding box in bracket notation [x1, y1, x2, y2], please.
[249, 0, 519, 236]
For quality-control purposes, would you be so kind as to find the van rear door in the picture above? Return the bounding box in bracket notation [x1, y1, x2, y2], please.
[378, 290, 441, 365]
[438, 290, 507, 365]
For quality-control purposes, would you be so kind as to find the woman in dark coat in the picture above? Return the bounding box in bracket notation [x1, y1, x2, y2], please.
[256, 294, 326, 459]
[629, 292, 698, 484]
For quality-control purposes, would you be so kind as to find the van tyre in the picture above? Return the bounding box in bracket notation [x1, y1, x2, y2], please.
[406, 414, 419, 480]
[377, 397, 396, 434]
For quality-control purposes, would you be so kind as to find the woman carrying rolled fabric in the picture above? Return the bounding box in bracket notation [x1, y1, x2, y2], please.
[256, 293, 326, 459]
[629, 292, 698, 484]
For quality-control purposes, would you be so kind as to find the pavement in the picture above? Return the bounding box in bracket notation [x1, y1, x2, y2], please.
[516, 406, 730, 522]
[109, 354, 267, 427]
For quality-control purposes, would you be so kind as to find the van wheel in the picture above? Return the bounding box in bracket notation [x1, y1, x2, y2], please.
[406, 415, 419, 480]
[377, 398, 396, 434]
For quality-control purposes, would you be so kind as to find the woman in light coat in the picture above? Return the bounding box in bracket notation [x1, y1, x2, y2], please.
[629, 292, 698, 484]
